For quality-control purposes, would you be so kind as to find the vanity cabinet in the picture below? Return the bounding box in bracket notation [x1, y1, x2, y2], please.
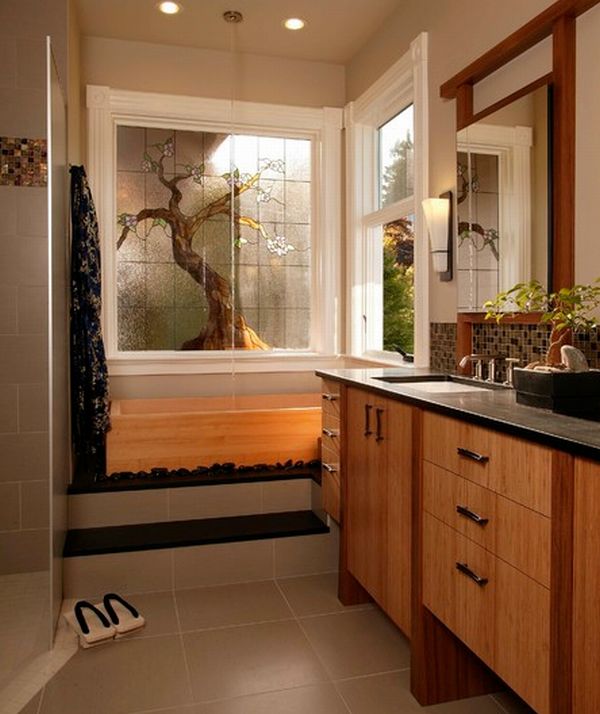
[421, 412, 552, 713]
[345, 385, 412, 635]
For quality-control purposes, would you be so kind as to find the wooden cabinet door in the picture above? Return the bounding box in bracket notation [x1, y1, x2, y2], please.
[380, 395, 412, 636]
[346, 387, 386, 604]
[495, 559, 550, 714]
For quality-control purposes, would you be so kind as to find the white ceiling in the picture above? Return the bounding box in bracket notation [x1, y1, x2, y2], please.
[75, 0, 401, 64]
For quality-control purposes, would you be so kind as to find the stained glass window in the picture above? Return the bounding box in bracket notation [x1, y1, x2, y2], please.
[116, 127, 311, 352]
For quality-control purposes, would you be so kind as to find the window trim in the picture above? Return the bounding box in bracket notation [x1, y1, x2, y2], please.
[345, 33, 430, 366]
[457, 123, 534, 310]
[86, 86, 342, 375]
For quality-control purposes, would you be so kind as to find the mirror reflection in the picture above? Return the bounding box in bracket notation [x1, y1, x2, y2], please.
[456, 85, 551, 311]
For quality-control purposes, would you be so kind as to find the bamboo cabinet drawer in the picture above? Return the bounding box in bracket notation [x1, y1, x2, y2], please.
[423, 462, 495, 551]
[320, 380, 342, 524]
[423, 462, 551, 586]
[423, 512, 550, 713]
[321, 379, 341, 419]
[423, 513, 495, 665]
[423, 412, 552, 515]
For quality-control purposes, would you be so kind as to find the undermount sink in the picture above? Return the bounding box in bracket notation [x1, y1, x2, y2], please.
[397, 381, 489, 394]
[371, 375, 491, 394]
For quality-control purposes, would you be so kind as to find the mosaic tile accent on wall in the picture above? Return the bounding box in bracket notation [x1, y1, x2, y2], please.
[0, 137, 47, 187]
[430, 321, 600, 379]
[473, 322, 600, 381]
[430, 322, 457, 373]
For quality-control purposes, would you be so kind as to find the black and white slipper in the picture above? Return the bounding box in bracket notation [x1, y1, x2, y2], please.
[98, 593, 145, 638]
[64, 600, 116, 648]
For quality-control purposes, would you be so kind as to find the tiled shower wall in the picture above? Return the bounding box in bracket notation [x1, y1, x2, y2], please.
[0, 36, 50, 575]
[430, 321, 600, 377]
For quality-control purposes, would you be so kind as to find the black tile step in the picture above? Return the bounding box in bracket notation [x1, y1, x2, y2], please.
[69, 464, 321, 495]
[63, 509, 329, 558]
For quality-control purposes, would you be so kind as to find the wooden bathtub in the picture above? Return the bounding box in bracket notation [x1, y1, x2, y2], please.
[106, 393, 322, 474]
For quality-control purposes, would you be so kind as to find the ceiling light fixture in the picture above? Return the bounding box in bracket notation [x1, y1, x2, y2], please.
[283, 17, 305, 30]
[158, 1, 181, 15]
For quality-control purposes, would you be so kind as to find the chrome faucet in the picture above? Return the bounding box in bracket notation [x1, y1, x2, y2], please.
[459, 354, 505, 383]
[459, 354, 486, 380]
[504, 358, 520, 387]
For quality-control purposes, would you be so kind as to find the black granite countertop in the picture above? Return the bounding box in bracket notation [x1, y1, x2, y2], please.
[316, 367, 600, 461]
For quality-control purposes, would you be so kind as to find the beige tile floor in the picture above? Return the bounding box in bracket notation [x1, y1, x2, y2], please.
[22, 573, 534, 714]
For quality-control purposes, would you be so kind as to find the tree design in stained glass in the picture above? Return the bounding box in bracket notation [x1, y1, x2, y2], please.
[116, 129, 311, 351]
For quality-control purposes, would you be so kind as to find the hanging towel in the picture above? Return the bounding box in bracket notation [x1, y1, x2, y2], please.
[70, 166, 110, 480]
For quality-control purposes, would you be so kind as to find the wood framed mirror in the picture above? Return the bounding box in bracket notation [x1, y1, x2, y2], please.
[440, 0, 600, 372]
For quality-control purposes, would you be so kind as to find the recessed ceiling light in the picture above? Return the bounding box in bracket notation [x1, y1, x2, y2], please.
[158, 1, 181, 15]
[283, 17, 306, 30]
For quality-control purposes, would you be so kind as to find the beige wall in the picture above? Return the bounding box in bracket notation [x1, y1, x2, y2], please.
[576, 4, 600, 288]
[81, 36, 345, 109]
[346, 0, 559, 322]
[68, 0, 82, 163]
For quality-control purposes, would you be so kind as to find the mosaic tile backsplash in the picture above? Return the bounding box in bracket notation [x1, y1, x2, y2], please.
[430, 320, 600, 381]
[0, 137, 47, 187]
[430, 322, 457, 373]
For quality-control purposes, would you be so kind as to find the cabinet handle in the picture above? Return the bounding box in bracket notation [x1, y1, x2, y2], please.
[456, 504, 489, 526]
[364, 404, 373, 436]
[322, 393, 339, 402]
[322, 427, 339, 438]
[375, 408, 384, 442]
[457, 447, 489, 463]
[455, 561, 488, 587]
[322, 462, 338, 474]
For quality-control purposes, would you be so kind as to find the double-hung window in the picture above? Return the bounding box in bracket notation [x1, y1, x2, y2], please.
[346, 34, 429, 366]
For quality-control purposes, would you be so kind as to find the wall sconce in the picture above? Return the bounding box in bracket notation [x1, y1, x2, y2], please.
[422, 191, 453, 281]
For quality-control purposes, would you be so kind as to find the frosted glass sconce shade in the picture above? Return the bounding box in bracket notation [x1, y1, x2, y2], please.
[422, 192, 453, 281]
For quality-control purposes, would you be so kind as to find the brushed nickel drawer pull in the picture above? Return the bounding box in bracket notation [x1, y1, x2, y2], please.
[375, 408, 384, 442]
[364, 404, 373, 436]
[457, 447, 489, 463]
[322, 393, 339, 402]
[322, 462, 338, 474]
[322, 427, 339, 438]
[456, 504, 489, 526]
[456, 561, 488, 586]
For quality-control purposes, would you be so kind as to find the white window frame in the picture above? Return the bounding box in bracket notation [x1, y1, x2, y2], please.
[345, 33, 430, 366]
[86, 85, 342, 376]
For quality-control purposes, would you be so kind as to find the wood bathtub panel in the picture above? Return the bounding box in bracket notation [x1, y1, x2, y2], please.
[115, 393, 322, 415]
[107, 407, 321, 473]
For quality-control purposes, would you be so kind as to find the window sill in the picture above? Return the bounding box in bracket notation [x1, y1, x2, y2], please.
[352, 351, 418, 368]
[107, 351, 345, 376]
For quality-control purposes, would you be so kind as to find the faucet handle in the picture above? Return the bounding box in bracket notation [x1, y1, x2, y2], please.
[504, 358, 520, 387]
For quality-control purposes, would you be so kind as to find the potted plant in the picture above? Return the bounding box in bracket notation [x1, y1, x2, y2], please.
[484, 279, 600, 417]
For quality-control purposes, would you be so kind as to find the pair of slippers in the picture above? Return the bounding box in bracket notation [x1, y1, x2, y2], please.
[64, 593, 145, 648]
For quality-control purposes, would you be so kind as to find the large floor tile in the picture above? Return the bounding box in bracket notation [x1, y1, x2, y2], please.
[277, 573, 372, 616]
[39, 635, 192, 714]
[121, 590, 179, 639]
[337, 671, 503, 714]
[183, 620, 328, 703]
[195, 683, 349, 714]
[300, 609, 410, 679]
[176, 581, 292, 632]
